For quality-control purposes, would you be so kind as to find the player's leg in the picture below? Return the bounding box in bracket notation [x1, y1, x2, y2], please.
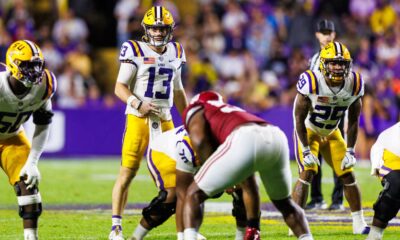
[306, 158, 327, 210]
[132, 147, 177, 240]
[240, 175, 261, 240]
[292, 130, 320, 209]
[322, 129, 369, 234]
[229, 186, 247, 240]
[261, 126, 313, 239]
[329, 172, 344, 210]
[367, 170, 400, 240]
[110, 115, 150, 239]
[184, 126, 256, 240]
[2, 132, 41, 240]
[330, 117, 345, 210]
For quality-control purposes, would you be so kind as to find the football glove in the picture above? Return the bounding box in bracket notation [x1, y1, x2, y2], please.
[341, 148, 356, 170]
[303, 147, 320, 167]
[19, 161, 41, 189]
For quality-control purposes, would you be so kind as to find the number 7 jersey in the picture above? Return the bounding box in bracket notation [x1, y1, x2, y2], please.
[119, 40, 186, 120]
[296, 70, 364, 137]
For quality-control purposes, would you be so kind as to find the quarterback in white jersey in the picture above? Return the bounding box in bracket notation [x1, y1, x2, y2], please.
[109, 6, 188, 240]
[292, 42, 370, 235]
[0, 40, 56, 240]
[367, 122, 400, 240]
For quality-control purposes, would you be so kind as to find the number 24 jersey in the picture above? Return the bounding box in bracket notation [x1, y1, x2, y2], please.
[296, 70, 364, 137]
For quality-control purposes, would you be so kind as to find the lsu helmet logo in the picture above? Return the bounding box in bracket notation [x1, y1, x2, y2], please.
[6, 40, 45, 87]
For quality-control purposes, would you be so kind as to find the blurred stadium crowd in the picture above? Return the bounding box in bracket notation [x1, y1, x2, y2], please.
[0, 0, 399, 159]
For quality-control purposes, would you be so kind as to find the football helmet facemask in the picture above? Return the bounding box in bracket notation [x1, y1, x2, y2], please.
[142, 6, 175, 47]
[6, 40, 45, 87]
[319, 42, 352, 85]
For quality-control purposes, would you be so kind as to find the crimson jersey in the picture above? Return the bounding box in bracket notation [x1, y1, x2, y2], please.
[183, 91, 267, 143]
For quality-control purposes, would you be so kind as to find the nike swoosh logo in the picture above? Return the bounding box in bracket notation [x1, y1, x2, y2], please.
[168, 60, 175, 62]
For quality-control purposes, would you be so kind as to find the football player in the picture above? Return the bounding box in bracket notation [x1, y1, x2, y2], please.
[182, 91, 313, 240]
[306, 19, 345, 211]
[292, 41, 370, 234]
[366, 122, 400, 240]
[0, 40, 56, 240]
[109, 5, 188, 240]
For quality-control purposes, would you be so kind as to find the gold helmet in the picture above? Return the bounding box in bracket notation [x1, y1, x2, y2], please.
[141, 6, 175, 47]
[6, 40, 45, 87]
[319, 42, 352, 84]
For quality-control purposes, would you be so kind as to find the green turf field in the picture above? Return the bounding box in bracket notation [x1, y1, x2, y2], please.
[0, 159, 399, 239]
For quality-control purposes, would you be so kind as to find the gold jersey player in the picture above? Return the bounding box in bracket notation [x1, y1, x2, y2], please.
[292, 42, 370, 234]
[0, 40, 56, 240]
[109, 5, 188, 240]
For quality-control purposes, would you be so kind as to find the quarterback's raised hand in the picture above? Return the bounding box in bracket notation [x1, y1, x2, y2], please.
[19, 161, 41, 189]
[341, 148, 356, 170]
[302, 147, 320, 167]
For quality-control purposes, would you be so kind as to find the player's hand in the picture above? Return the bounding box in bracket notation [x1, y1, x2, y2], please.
[138, 101, 160, 116]
[303, 148, 320, 167]
[341, 148, 356, 170]
[19, 162, 41, 189]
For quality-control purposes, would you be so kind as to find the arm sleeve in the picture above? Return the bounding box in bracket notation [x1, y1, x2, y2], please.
[173, 66, 184, 90]
[116, 62, 137, 85]
[26, 124, 50, 165]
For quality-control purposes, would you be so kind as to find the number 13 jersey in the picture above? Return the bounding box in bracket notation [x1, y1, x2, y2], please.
[296, 70, 364, 137]
[119, 40, 186, 120]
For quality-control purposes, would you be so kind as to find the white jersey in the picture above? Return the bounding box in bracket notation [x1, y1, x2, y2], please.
[370, 122, 400, 174]
[150, 126, 198, 174]
[118, 40, 186, 120]
[0, 64, 56, 140]
[295, 70, 364, 136]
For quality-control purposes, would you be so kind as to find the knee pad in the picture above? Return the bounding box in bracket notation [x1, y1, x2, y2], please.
[231, 189, 247, 225]
[373, 178, 400, 223]
[14, 183, 42, 219]
[142, 190, 176, 228]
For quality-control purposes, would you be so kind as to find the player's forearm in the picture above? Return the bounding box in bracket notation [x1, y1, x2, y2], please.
[346, 121, 358, 148]
[173, 89, 188, 115]
[294, 94, 310, 147]
[115, 82, 141, 108]
[28, 124, 50, 165]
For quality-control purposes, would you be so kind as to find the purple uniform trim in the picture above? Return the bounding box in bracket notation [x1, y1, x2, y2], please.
[182, 139, 195, 166]
[310, 71, 319, 94]
[148, 149, 165, 190]
[305, 71, 313, 94]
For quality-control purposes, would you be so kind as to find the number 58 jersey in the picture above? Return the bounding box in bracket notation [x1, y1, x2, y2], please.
[119, 40, 186, 120]
[296, 70, 364, 137]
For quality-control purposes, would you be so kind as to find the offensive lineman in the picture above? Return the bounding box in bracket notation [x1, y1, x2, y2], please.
[182, 91, 313, 240]
[109, 5, 188, 240]
[0, 40, 56, 240]
[366, 122, 400, 240]
[292, 41, 370, 234]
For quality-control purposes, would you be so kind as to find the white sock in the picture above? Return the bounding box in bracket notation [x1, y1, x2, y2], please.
[367, 226, 384, 239]
[132, 224, 149, 240]
[351, 210, 367, 233]
[184, 228, 197, 240]
[299, 233, 314, 240]
[177, 232, 184, 240]
[24, 228, 38, 240]
[112, 215, 122, 227]
[235, 227, 245, 240]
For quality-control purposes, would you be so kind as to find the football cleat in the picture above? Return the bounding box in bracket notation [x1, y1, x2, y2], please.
[305, 200, 328, 210]
[353, 226, 370, 235]
[328, 203, 345, 211]
[244, 227, 261, 240]
[109, 225, 124, 240]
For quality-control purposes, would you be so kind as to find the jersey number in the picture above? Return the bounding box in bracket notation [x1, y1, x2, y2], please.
[0, 111, 33, 133]
[144, 67, 173, 99]
[309, 105, 346, 129]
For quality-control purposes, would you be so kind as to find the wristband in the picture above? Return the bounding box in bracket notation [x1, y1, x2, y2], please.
[136, 100, 143, 110]
[127, 95, 137, 108]
[347, 147, 355, 154]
